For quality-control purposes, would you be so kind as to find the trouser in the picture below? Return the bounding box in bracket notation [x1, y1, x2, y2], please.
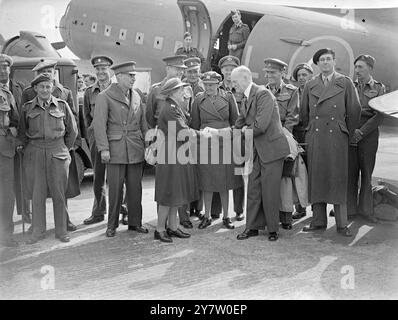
[0, 155, 15, 241]
[25, 144, 70, 239]
[211, 186, 244, 216]
[90, 141, 107, 216]
[107, 162, 143, 230]
[178, 204, 190, 222]
[311, 203, 348, 229]
[347, 130, 378, 217]
[14, 152, 31, 215]
[245, 151, 283, 233]
[280, 211, 292, 225]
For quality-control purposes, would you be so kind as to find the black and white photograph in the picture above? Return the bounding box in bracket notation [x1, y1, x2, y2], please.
[0, 0, 398, 306]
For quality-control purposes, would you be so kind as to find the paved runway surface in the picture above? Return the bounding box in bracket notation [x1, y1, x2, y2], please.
[1, 133, 397, 300]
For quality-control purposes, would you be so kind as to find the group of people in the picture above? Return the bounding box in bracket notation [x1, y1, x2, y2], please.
[0, 23, 385, 247]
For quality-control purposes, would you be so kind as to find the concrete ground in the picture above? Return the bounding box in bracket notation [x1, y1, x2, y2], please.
[1, 132, 397, 300]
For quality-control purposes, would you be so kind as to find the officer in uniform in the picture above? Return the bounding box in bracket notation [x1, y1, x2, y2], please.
[21, 60, 79, 231]
[300, 48, 361, 237]
[82, 55, 114, 225]
[93, 61, 148, 237]
[348, 54, 385, 222]
[218, 55, 245, 222]
[291, 62, 314, 220]
[146, 55, 187, 129]
[227, 10, 250, 62]
[175, 32, 206, 69]
[0, 54, 19, 247]
[19, 74, 78, 244]
[183, 57, 204, 97]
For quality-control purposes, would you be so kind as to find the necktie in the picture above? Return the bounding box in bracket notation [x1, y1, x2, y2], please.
[324, 77, 329, 86]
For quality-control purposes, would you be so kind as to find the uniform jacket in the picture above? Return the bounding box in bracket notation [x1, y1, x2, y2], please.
[175, 47, 205, 65]
[228, 23, 250, 50]
[9, 79, 24, 113]
[146, 78, 168, 128]
[93, 83, 148, 164]
[0, 85, 19, 158]
[300, 72, 361, 204]
[266, 81, 299, 133]
[83, 80, 112, 146]
[354, 77, 385, 137]
[235, 83, 290, 164]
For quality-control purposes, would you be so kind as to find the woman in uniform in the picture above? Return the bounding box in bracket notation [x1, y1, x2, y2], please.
[191, 71, 243, 230]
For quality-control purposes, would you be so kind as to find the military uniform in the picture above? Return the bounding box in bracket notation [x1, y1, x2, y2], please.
[0, 74, 19, 246]
[175, 47, 205, 66]
[19, 74, 78, 242]
[228, 22, 250, 61]
[93, 62, 148, 236]
[348, 76, 385, 217]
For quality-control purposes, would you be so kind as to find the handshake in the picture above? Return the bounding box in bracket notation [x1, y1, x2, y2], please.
[201, 127, 219, 138]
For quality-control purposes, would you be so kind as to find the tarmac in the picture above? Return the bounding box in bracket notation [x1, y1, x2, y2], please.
[0, 132, 397, 300]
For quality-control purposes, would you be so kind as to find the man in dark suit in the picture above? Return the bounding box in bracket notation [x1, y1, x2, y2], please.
[232, 66, 290, 241]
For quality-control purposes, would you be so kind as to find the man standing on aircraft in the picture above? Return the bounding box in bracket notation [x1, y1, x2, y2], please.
[82, 56, 113, 225]
[93, 61, 148, 238]
[0, 54, 20, 247]
[300, 48, 361, 237]
[291, 62, 313, 220]
[21, 60, 79, 232]
[347, 55, 385, 223]
[146, 55, 187, 129]
[233, 66, 290, 242]
[218, 55, 245, 222]
[176, 32, 205, 70]
[227, 10, 250, 62]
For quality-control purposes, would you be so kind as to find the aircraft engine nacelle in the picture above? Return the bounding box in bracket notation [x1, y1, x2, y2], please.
[1, 31, 61, 58]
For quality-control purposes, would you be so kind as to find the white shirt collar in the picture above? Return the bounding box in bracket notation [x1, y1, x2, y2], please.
[322, 72, 334, 83]
[244, 82, 253, 98]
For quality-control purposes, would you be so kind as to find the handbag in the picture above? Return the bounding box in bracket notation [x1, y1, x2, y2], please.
[144, 126, 158, 166]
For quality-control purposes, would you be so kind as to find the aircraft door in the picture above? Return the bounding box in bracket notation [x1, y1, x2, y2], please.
[177, 0, 212, 69]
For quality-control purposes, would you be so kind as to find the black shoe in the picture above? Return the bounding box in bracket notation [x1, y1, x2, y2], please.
[236, 213, 245, 221]
[329, 210, 335, 217]
[0, 238, 19, 248]
[337, 226, 353, 237]
[237, 229, 259, 240]
[302, 225, 327, 232]
[268, 232, 278, 241]
[120, 214, 128, 225]
[198, 217, 212, 229]
[196, 211, 205, 220]
[222, 217, 235, 229]
[67, 221, 77, 232]
[154, 230, 173, 243]
[128, 225, 149, 233]
[84, 215, 104, 225]
[281, 223, 292, 230]
[167, 228, 191, 238]
[26, 234, 45, 245]
[292, 211, 306, 220]
[105, 228, 116, 237]
[180, 220, 193, 229]
[55, 234, 70, 242]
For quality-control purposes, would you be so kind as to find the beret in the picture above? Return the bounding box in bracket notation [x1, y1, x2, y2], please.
[0, 54, 13, 67]
[162, 55, 187, 68]
[313, 48, 335, 64]
[201, 71, 222, 84]
[292, 63, 314, 81]
[354, 54, 375, 68]
[31, 74, 53, 87]
[160, 77, 189, 95]
[91, 55, 113, 67]
[218, 55, 240, 69]
[263, 58, 288, 71]
[111, 61, 136, 74]
[184, 57, 201, 70]
[32, 59, 57, 72]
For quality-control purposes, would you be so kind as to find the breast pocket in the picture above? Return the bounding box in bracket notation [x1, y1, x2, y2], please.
[0, 103, 11, 128]
[27, 112, 42, 135]
[49, 110, 66, 132]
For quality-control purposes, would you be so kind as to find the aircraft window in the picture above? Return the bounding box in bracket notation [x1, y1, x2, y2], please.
[119, 29, 127, 40]
[135, 32, 144, 45]
[153, 36, 163, 50]
[104, 25, 112, 37]
[91, 22, 97, 33]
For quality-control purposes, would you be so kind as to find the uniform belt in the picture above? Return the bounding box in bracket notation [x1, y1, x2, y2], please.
[29, 137, 65, 149]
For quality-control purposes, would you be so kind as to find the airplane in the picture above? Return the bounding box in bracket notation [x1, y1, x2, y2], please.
[58, 0, 398, 92]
